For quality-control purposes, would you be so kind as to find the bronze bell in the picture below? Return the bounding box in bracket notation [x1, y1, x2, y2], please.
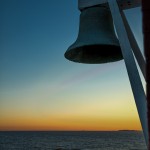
[64, 6, 123, 64]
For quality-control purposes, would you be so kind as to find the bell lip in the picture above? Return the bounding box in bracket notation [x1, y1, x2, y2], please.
[64, 44, 123, 64]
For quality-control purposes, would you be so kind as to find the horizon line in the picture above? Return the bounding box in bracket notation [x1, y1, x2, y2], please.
[0, 129, 142, 132]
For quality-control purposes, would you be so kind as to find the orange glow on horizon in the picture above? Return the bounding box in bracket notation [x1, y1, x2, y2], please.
[0, 88, 142, 131]
[0, 115, 142, 131]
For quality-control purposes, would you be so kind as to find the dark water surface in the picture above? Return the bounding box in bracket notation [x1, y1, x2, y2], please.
[0, 131, 147, 150]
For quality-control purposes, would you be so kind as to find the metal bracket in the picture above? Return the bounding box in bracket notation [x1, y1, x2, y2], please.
[78, 0, 141, 10]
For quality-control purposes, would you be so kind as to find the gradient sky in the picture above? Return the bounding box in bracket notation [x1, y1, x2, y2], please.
[0, 0, 145, 131]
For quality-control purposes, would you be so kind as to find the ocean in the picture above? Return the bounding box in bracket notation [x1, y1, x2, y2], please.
[0, 131, 147, 150]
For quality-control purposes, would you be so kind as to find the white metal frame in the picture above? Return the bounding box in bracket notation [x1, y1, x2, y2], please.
[78, 0, 148, 146]
[78, 0, 141, 10]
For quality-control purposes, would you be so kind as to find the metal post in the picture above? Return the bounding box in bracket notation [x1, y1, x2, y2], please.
[108, 0, 148, 146]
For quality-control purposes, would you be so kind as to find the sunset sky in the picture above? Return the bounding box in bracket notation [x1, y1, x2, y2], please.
[0, 0, 145, 131]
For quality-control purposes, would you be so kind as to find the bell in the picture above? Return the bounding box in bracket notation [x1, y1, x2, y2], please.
[64, 6, 123, 64]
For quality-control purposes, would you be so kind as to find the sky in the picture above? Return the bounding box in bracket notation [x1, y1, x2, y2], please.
[0, 0, 145, 131]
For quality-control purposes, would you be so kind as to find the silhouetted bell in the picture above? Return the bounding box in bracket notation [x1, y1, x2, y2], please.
[64, 6, 122, 64]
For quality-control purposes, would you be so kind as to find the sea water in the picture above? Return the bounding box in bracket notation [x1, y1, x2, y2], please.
[0, 131, 147, 150]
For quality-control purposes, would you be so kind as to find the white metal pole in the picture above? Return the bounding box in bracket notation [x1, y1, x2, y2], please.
[108, 0, 148, 146]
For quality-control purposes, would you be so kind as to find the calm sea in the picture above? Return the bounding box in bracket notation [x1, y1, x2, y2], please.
[0, 131, 147, 150]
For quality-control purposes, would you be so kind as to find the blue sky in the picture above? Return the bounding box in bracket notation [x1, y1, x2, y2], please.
[0, 0, 79, 89]
[0, 0, 145, 131]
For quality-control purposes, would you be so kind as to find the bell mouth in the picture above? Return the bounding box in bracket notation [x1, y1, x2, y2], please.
[65, 45, 123, 64]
